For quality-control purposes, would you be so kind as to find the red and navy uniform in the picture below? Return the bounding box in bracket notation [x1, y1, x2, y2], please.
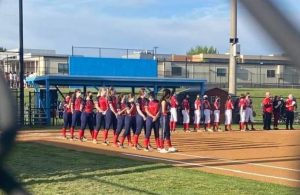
[262, 97, 273, 130]
[285, 99, 296, 129]
[120, 101, 137, 146]
[63, 99, 72, 129]
[170, 96, 178, 108]
[95, 96, 108, 131]
[105, 95, 118, 131]
[79, 99, 95, 139]
[225, 100, 234, 110]
[159, 100, 172, 149]
[145, 99, 160, 148]
[115, 101, 127, 135]
[135, 97, 149, 135]
[71, 96, 83, 129]
[61, 98, 72, 137]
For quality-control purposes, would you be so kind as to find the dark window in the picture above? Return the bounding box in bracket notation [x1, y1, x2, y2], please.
[58, 63, 69, 75]
[217, 68, 226, 77]
[172, 67, 182, 76]
[267, 70, 275, 78]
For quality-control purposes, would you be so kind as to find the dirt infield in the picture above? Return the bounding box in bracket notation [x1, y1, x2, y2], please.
[17, 129, 300, 187]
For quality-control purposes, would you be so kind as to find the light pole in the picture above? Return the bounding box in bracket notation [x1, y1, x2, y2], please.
[153, 46, 158, 60]
[228, 0, 238, 95]
[19, 0, 24, 126]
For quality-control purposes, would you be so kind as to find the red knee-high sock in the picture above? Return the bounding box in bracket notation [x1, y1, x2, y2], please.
[144, 138, 149, 148]
[229, 124, 232, 130]
[197, 123, 201, 129]
[120, 136, 125, 145]
[186, 123, 189, 130]
[169, 122, 173, 130]
[240, 123, 244, 130]
[207, 123, 210, 129]
[134, 135, 139, 146]
[61, 128, 66, 137]
[103, 130, 108, 141]
[216, 123, 219, 129]
[113, 134, 119, 144]
[79, 129, 84, 139]
[127, 134, 132, 145]
[155, 138, 160, 148]
[173, 122, 176, 130]
[70, 127, 74, 138]
[166, 139, 172, 147]
[93, 130, 99, 139]
[160, 139, 165, 149]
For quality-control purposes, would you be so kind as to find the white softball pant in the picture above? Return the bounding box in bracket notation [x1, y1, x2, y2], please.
[245, 107, 254, 122]
[214, 110, 220, 123]
[225, 109, 232, 125]
[194, 110, 201, 124]
[182, 110, 190, 124]
[170, 108, 177, 122]
[204, 109, 211, 124]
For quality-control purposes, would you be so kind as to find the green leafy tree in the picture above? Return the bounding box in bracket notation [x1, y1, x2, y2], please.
[0, 47, 6, 52]
[187, 45, 218, 55]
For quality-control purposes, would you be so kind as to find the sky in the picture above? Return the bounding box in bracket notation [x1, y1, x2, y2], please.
[0, 0, 299, 55]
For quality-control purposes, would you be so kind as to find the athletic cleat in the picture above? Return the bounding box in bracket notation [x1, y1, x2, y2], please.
[157, 148, 161, 152]
[119, 144, 125, 149]
[144, 147, 150, 152]
[207, 128, 213, 132]
[168, 147, 177, 152]
[92, 139, 98, 144]
[133, 146, 141, 150]
[217, 128, 223, 132]
[102, 141, 109, 146]
[137, 143, 143, 148]
[80, 137, 87, 142]
[148, 144, 154, 150]
[159, 148, 169, 153]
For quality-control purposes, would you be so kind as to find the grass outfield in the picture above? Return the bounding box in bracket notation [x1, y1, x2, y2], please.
[2, 142, 299, 195]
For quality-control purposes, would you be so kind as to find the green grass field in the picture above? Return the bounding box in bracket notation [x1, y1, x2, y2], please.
[2, 142, 299, 195]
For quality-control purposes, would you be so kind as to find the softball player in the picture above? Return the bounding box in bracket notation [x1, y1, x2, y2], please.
[159, 89, 177, 153]
[203, 95, 212, 131]
[103, 88, 118, 145]
[133, 88, 149, 150]
[213, 96, 221, 131]
[245, 94, 256, 131]
[224, 95, 234, 131]
[61, 95, 72, 138]
[119, 94, 136, 148]
[144, 92, 160, 152]
[70, 89, 83, 140]
[78, 91, 95, 142]
[194, 95, 201, 131]
[182, 95, 190, 132]
[170, 93, 178, 132]
[239, 94, 247, 131]
[113, 94, 127, 147]
[93, 88, 108, 144]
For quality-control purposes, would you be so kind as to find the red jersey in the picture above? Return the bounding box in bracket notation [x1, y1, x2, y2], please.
[262, 97, 273, 113]
[117, 102, 127, 115]
[225, 100, 234, 110]
[147, 99, 160, 117]
[73, 97, 82, 111]
[239, 98, 247, 110]
[285, 99, 296, 112]
[98, 96, 108, 111]
[182, 98, 190, 110]
[214, 99, 220, 110]
[108, 95, 117, 111]
[127, 102, 137, 116]
[136, 97, 149, 113]
[203, 100, 211, 109]
[83, 99, 94, 113]
[64, 100, 71, 113]
[170, 96, 178, 108]
[194, 99, 201, 110]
